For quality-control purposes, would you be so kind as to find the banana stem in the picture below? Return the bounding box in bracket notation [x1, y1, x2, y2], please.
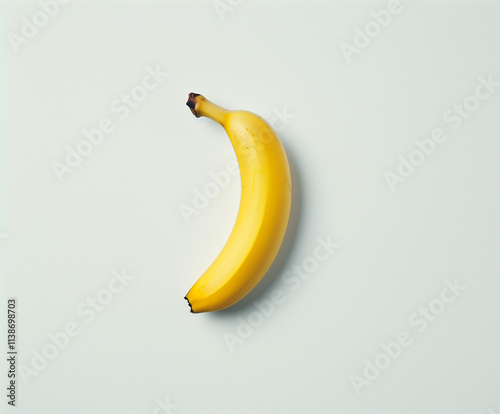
[186, 93, 229, 125]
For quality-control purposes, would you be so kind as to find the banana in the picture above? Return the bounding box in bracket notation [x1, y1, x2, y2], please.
[184, 93, 292, 313]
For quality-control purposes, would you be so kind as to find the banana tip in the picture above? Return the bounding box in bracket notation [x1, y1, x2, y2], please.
[184, 296, 194, 313]
[186, 93, 200, 117]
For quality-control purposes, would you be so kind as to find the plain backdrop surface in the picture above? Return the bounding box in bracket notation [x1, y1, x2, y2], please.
[1, 1, 500, 413]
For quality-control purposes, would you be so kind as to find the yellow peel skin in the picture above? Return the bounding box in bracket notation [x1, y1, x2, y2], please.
[184, 94, 292, 313]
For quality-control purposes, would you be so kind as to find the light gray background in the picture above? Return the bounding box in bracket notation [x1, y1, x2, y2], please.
[1, 1, 500, 413]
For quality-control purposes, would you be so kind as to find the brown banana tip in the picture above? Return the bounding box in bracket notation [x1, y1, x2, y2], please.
[184, 296, 194, 313]
[186, 93, 200, 117]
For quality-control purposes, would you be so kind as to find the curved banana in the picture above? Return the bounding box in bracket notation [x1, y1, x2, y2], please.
[184, 93, 292, 313]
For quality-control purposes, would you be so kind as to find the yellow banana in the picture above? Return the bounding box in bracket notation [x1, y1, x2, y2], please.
[184, 93, 292, 313]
